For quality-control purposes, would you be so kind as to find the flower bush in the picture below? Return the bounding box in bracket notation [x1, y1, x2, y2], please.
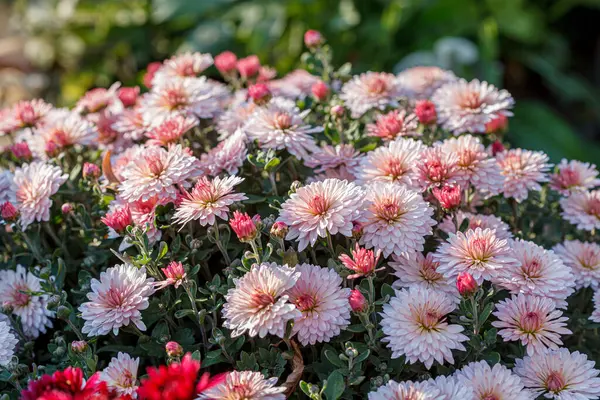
[0, 30, 600, 400]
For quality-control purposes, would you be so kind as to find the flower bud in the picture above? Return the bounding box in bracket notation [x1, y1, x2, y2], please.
[304, 30, 324, 48]
[431, 185, 461, 211]
[57, 305, 72, 320]
[270, 221, 288, 239]
[10, 142, 32, 161]
[71, 340, 88, 353]
[349, 289, 367, 312]
[143, 61, 162, 89]
[236, 55, 260, 79]
[311, 81, 329, 101]
[230, 211, 260, 242]
[414, 100, 437, 125]
[117, 86, 140, 108]
[0, 202, 19, 222]
[485, 114, 508, 134]
[330, 105, 345, 118]
[490, 140, 505, 156]
[215, 51, 238, 75]
[456, 272, 478, 298]
[247, 83, 271, 105]
[351, 221, 363, 239]
[345, 346, 359, 358]
[82, 162, 101, 180]
[61, 203, 73, 215]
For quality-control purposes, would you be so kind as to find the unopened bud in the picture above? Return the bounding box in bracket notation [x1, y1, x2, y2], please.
[270, 221, 288, 239]
[330, 105, 345, 118]
[304, 30, 324, 48]
[71, 340, 88, 353]
[349, 289, 367, 313]
[456, 272, 478, 298]
[57, 305, 71, 319]
[82, 163, 101, 180]
[61, 203, 73, 214]
[165, 341, 183, 357]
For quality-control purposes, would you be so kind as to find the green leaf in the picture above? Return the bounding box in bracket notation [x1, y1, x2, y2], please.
[479, 302, 495, 326]
[458, 218, 470, 233]
[381, 283, 395, 299]
[346, 324, 366, 333]
[324, 350, 345, 368]
[483, 351, 501, 365]
[151, 320, 169, 342]
[484, 328, 498, 345]
[156, 242, 168, 261]
[174, 309, 196, 319]
[323, 370, 345, 400]
[354, 350, 370, 364]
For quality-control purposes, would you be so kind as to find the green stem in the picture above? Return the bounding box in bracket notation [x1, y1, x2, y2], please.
[269, 172, 279, 196]
[66, 319, 85, 341]
[326, 232, 335, 256]
[470, 296, 480, 336]
[213, 226, 231, 266]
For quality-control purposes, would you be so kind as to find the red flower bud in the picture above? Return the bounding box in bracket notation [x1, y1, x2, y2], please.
[143, 61, 162, 89]
[304, 30, 324, 48]
[485, 114, 508, 134]
[456, 272, 478, 298]
[83, 162, 101, 180]
[10, 142, 32, 160]
[349, 289, 367, 312]
[270, 221, 288, 239]
[247, 83, 271, 105]
[230, 211, 260, 242]
[165, 341, 183, 358]
[311, 81, 329, 101]
[236, 55, 260, 79]
[0, 202, 19, 222]
[490, 140, 505, 156]
[414, 100, 437, 125]
[117, 87, 140, 108]
[61, 203, 73, 215]
[214, 51, 238, 74]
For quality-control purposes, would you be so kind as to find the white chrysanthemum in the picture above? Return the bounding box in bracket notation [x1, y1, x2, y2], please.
[79, 264, 155, 337]
[554, 240, 600, 290]
[119, 144, 200, 202]
[496, 239, 575, 309]
[396, 66, 457, 100]
[432, 78, 514, 134]
[197, 371, 286, 400]
[550, 159, 600, 195]
[354, 138, 424, 187]
[389, 252, 458, 299]
[100, 352, 140, 397]
[496, 148, 551, 202]
[285, 263, 350, 346]
[427, 375, 474, 400]
[340, 72, 406, 118]
[0, 320, 18, 366]
[222, 262, 301, 338]
[0, 265, 54, 338]
[360, 182, 435, 258]
[277, 178, 365, 251]
[305, 144, 362, 174]
[440, 135, 504, 196]
[11, 162, 67, 229]
[173, 175, 247, 227]
[560, 190, 600, 232]
[455, 361, 530, 400]
[244, 97, 321, 161]
[492, 294, 571, 356]
[437, 211, 512, 241]
[198, 129, 248, 176]
[433, 227, 518, 284]
[152, 52, 213, 84]
[514, 348, 600, 399]
[380, 286, 467, 369]
[368, 380, 444, 400]
[0, 170, 15, 204]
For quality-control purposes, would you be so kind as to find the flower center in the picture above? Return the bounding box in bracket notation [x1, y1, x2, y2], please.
[163, 88, 188, 110]
[420, 259, 443, 283]
[546, 371, 565, 392]
[374, 201, 403, 223]
[577, 248, 600, 270]
[147, 157, 165, 177]
[366, 76, 387, 95]
[120, 370, 135, 388]
[105, 288, 124, 308]
[586, 198, 600, 219]
[308, 195, 330, 216]
[423, 160, 447, 184]
[418, 309, 441, 331]
[273, 112, 292, 130]
[458, 150, 478, 168]
[231, 383, 253, 398]
[482, 394, 499, 400]
[17, 104, 37, 126]
[556, 168, 580, 189]
[295, 294, 317, 312]
[12, 284, 31, 307]
[519, 311, 542, 333]
[175, 62, 196, 77]
[252, 292, 275, 309]
[523, 258, 543, 279]
[384, 158, 407, 180]
[459, 91, 483, 111]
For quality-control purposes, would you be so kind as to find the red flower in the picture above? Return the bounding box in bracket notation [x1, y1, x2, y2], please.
[101, 206, 133, 234]
[339, 243, 382, 279]
[414, 100, 437, 125]
[10, 142, 32, 160]
[236, 55, 260, 79]
[21, 367, 120, 400]
[0, 201, 19, 222]
[311, 81, 329, 101]
[432, 185, 462, 210]
[247, 83, 271, 105]
[229, 211, 260, 242]
[117, 87, 140, 108]
[349, 289, 367, 312]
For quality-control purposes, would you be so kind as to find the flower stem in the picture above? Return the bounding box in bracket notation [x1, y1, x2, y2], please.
[470, 296, 480, 336]
[213, 225, 231, 266]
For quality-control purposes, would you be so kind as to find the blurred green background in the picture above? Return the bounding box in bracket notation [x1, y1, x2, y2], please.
[1, 0, 600, 163]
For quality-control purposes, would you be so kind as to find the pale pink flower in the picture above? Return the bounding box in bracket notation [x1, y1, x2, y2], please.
[0, 265, 54, 338]
[76, 83, 122, 117]
[198, 371, 286, 400]
[367, 380, 443, 400]
[550, 159, 600, 195]
[304, 144, 361, 174]
[277, 178, 365, 251]
[173, 175, 247, 227]
[198, 129, 248, 176]
[496, 148, 551, 202]
[455, 361, 530, 400]
[366, 110, 419, 140]
[0, 320, 17, 366]
[119, 144, 200, 202]
[30, 110, 97, 156]
[145, 115, 197, 146]
[285, 263, 351, 345]
[100, 352, 140, 397]
[433, 227, 518, 284]
[217, 101, 257, 139]
[560, 190, 600, 231]
[591, 290, 600, 323]
[110, 145, 145, 181]
[267, 69, 321, 100]
[496, 239, 575, 309]
[112, 107, 150, 141]
[554, 240, 600, 289]
[152, 52, 213, 84]
[432, 78, 514, 134]
[11, 161, 68, 229]
[414, 146, 461, 191]
[437, 211, 513, 241]
[426, 375, 474, 400]
[307, 167, 357, 184]
[3, 99, 53, 133]
[159, 261, 187, 289]
[0, 170, 15, 204]
[79, 264, 155, 336]
[339, 243, 382, 279]
[340, 72, 406, 118]
[380, 286, 468, 369]
[389, 252, 458, 298]
[514, 348, 600, 399]
[222, 262, 301, 338]
[492, 294, 571, 356]
[360, 182, 435, 258]
[396, 66, 457, 99]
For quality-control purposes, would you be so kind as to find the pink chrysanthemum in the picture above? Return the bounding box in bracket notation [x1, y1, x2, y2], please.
[432, 78, 514, 134]
[79, 264, 155, 337]
[426, 375, 474, 400]
[198, 129, 248, 176]
[340, 72, 406, 118]
[433, 227, 518, 284]
[152, 52, 213, 84]
[396, 66, 457, 100]
[222, 262, 301, 338]
[305, 144, 362, 174]
[118, 144, 200, 202]
[244, 97, 322, 160]
[99, 352, 140, 397]
[173, 175, 247, 227]
[414, 146, 461, 191]
[437, 211, 513, 241]
[554, 240, 600, 289]
[354, 138, 424, 187]
[591, 290, 600, 323]
[496, 239, 575, 309]
[277, 178, 365, 251]
[368, 380, 443, 400]
[4, 99, 53, 133]
[360, 182, 435, 258]
[455, 361, 530, 400]
[76, 83, 122, 117]
[268, 69, 321, 100]
[285, 263, 351, 345]
[550, 159, 600, 195]
[560, 190, 600, 231]
[380, 286, 468, 369]
[29, 110, 97, 156]
[307, 167, 357, 184]
[112, 107, 150, 141]
[110, 145, 145, 181]
[0, 320, 17, 366]
[514, 348, 600, 399]
[366, 110, 419, 140]
[11, 161, 68, 229]
[197, 371, 286, 400]
[216, 97, 257, 140]
[496, 148, 551, 202]
[0, 265, 54, 339]
[339, 243, 383, 279]
[389, 252, 458, 298]
[145, 114, 197, 146]
[492, 294, 571, 356]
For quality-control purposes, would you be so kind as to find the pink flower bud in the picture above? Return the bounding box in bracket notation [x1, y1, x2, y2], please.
[101, 206, 132, 234]
[71, 340, 88, 353]
[247, 83, 272, 105]
[349, 289, 367, 313]
[45, 140, 59, 157]
[61, 203, 73, 214]
[330, 105, 345, 118]
[270, 221, 288, 239]
[339, 243, 381, 279]
[10, 142, 32, 160]
[230, 211, 259, 242]
[414, 100, 437, 125]
[143, 61, 162, 89]
[351, 221, 363, 239]
[257, 66, 277, 82]
[117, 86, 140, 108]
[311, 81, 329, 101]
[485, 114, 508, 134]
[456, 272, 478, 298]
[165, 341, 183, 357]
[431, 185, 461, 210]
[236, 55, 260, 79]
[304, 30, 324, 48]
[490, 140, 505, 156]
[161, 261, 187, 288]
[215, 51, 238, 74]
[82, 162, 101, 180]
[0, 202, 19, 222]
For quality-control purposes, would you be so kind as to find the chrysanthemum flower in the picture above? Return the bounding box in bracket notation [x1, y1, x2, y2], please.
[3, 99, 53, 133]
[102, 205, 133, 236]
[110, 145, 145, 181]
[380, 286, 467, 369]
[367, 380, 443, 400]
[31, 110, 97, 156]
[21, 367, 115, 400]
[0, 320, 18, 366]
[354, 138, 424, 187]
[216, 98, 257, 140]
[285, 263, 351, 345]
[198, 129, 248, 176]
[414, 146, 461, 191]
[366, 110, 419, 140]
[152, 52, 213, 84]
[492, 294, 571, 355]
[229, 211, 260, 242]
[76, 82, 122, 117]
[244, 97, 321, 161]
[389, 252, 458, 298]
[145, 114, 197, 146]
[119, 144, 200, 203]
[554, 240, 600, 289]
[339, 244, 382, 279]
[305, 144, 362, 174]
[514, 348, 600, 400]
[11, 161, 67, 229]
[360, 182, 435, 258]
[112, 107, 150, 141]
[496, 148, 551, 202]
[550, 159, 600, 195]
[432, 78, 514, 134]
[437, 211, 513, 241]
[426, 375, 474, 400]
[340, 72, 406, 118]
[396, 66, 457, 99]
[455, 361, 530, 400]
[496, 239, 575, 309]
[0, 265, 54, 338]
[560, 190, 600, 231]
[79, 264, 155, 336]
[198, 371, 286, 400]
[100, 352, 140, 397]
[268, 69, 321, 99]
[0, 170, 15, 204]
[158, 261, 187, 289]
[433, 227, 518, 284]
[173, 175, 247, 227]
[277, 178, 365, 251]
